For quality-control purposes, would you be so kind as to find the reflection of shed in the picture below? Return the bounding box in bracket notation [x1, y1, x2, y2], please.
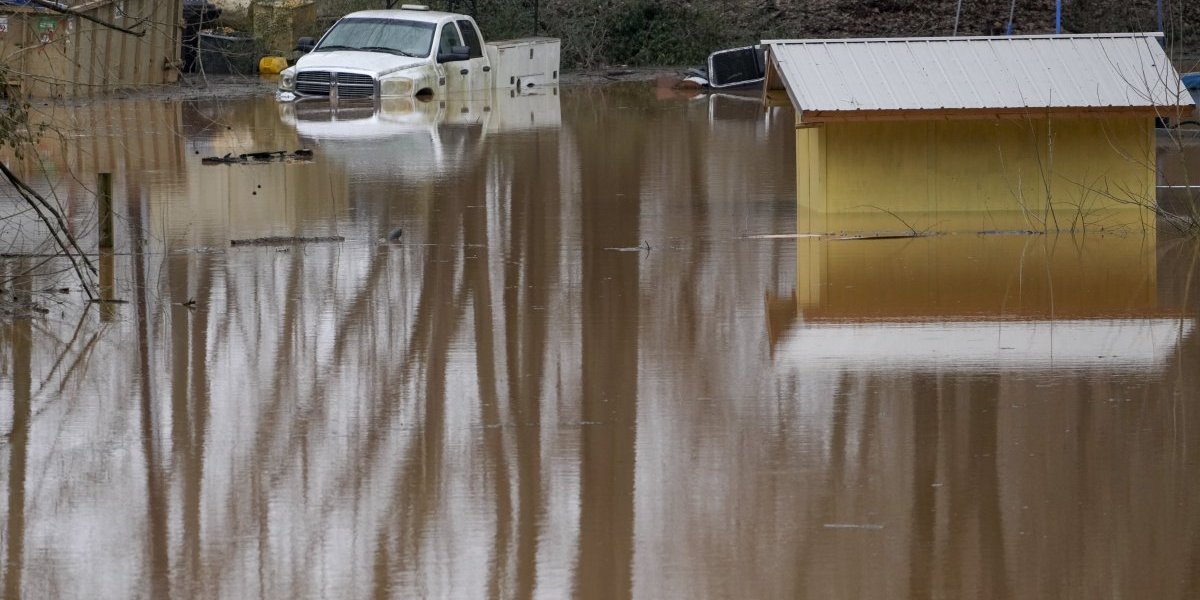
[0, 2, 181, 97]
[763, 33, 1195, 233]
[765, 235, 1191, 371]
[766, 234, 1163, 351]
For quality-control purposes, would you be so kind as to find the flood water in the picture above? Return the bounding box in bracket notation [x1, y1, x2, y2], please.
[2, 85, 1200, 598]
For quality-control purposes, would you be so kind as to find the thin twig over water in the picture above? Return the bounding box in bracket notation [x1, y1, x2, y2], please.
[0, 161, 98, 301]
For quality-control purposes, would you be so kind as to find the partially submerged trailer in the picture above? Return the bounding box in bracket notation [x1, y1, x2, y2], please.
[277, 5, 559, 100]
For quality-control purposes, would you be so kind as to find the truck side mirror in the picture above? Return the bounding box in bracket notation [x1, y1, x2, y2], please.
[437, 45, 471, 63]
[296, 37, 316, 53]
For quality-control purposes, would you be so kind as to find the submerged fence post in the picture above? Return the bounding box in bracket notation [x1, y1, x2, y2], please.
[97, 172, 115, 316]
[99, 251, 116, 320]
[98, 172, 113, 250]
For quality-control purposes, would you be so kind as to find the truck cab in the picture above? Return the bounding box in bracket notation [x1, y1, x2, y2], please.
[277, 5, 559, 101]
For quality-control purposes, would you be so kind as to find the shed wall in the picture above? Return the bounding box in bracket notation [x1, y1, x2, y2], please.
[0, 1, 181, 98]
[795, 116, 1156, 234]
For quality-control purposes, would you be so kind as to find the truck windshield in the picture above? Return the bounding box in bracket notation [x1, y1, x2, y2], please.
[315, 18, 436, 58]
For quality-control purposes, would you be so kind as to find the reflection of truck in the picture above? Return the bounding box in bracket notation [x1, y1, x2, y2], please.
[278, 87, 561, 177]
[277, 4, 560, 101]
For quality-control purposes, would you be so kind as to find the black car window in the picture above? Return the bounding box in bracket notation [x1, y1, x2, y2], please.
[456, 20, 484, 59]
[437, 22, 464, 56]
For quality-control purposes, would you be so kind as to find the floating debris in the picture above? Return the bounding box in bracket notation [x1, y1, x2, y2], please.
[977, 229, 1044, 236]
[603, 240, 652, 252]
[823, 523, 885, 530]
[831, 232, 935, 241]
[230, 235, 346, 247]
[202, 149, 314, 165]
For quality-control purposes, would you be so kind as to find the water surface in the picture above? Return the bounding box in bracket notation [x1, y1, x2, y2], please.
[2, 85, 1200, 599]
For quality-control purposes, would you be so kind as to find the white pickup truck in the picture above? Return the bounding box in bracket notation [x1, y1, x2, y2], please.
[277, 4, 560, 101]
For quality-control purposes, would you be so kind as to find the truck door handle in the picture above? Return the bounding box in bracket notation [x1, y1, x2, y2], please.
[482, 66, 491, 72]
[460, 69, 469, 75]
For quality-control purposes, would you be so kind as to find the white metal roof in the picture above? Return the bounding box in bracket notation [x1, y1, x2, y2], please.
[764, 33, 1195, 123]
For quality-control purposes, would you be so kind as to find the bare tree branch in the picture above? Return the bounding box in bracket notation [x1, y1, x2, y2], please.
[0, 160, 98, 300]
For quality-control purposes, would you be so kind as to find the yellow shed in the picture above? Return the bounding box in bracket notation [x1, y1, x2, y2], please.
[762, 33, 1195, 234]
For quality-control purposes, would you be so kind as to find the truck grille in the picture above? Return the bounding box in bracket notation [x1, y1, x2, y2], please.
[295, 71, 376, 98]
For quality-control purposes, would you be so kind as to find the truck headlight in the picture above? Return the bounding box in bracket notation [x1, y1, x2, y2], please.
[280, 69, 296, 91]
[380, 77, 414, 97]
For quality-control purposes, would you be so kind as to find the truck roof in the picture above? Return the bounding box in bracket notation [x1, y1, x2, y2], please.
[343, 9, 465, 24]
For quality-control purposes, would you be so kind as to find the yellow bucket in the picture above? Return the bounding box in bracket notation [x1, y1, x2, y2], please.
[259, 56, 288, 75]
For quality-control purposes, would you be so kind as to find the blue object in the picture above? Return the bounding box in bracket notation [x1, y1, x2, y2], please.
[0, 1, 68, 7]
[1182, 73, 1200, 92]
[1055, 0, 1062, 34]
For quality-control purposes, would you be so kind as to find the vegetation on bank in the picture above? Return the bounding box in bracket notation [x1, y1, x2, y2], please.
[303, 0, 1199, 68]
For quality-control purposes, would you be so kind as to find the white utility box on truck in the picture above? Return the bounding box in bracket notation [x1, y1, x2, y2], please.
[277, 4, 560, 101]
[485, 37, 560, 90]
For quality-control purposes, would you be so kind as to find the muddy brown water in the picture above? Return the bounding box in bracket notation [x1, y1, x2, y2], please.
[2, 85, 1200, 599]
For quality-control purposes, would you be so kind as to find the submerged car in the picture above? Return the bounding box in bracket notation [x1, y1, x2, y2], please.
[277, 5, 560, 101]
[1182, 72, 1200, 126]
[681, 45, 767, 90]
